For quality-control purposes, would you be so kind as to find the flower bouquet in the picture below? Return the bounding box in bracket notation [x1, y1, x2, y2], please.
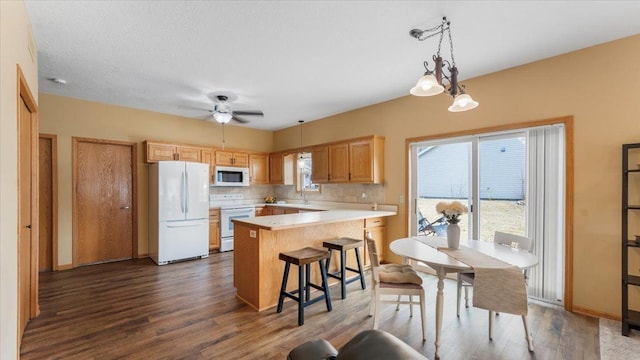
[435, 201, 468, 249]
[265, 196, 276, 204]
[435, 201, 468, 224]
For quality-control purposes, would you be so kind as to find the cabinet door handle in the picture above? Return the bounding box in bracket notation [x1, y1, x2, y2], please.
[26, 225, 32, 229]
[120, 206, 130, 210]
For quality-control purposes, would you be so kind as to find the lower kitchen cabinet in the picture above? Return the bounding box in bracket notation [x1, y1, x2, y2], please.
[270, 206, 287, 215]
[364, 217, 386, 267]
[209, 208, 221, 251]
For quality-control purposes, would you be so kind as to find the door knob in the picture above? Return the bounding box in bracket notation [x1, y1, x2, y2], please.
[120, 206, 130, 210]
[26, 225, 32, 229]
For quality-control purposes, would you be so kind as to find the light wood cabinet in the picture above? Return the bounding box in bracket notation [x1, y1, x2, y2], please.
[265, 206, 300, 215]
[328, 143, 350, 183]
[216, 150, 248, 167]
[364, 216, 386, 266]
[145, 141, 205, 164]
[209, 208, 221, 252]
[255, 206, 266, 216]
[269, 153, 294, 185]
[269, 153, 283, 184]
[176, 146, 201, 162]
[270, 206, 287, 215]
[349, 138, 382, 183]
[145, 142, 177, 162]
[249, 153, 269, 184]
[311, 146, 329, 183]
[309, 136, 385, 184]
[201, 149, 214, 182]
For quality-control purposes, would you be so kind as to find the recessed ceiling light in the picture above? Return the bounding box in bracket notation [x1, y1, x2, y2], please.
[48, 78, 67, 85]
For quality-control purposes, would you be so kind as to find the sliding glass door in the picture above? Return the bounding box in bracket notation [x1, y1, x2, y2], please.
[413, 140, 472, 240]
[409, 125, 565, 304]
[478, 133, 527, 241]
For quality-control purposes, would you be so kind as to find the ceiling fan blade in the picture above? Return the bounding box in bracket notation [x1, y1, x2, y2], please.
[231, 116, 250, 124]
[179, 104, 212, 112]
[233, 110, 264, 116]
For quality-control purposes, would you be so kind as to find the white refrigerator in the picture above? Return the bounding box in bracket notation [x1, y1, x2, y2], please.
[149, 161, 209, 265]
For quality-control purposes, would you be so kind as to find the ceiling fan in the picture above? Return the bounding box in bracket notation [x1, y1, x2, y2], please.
[210, 95, 264, 124]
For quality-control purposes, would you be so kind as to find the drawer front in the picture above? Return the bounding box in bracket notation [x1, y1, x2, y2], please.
[209, 209, 220, 221]
[365, 217, 386, 228]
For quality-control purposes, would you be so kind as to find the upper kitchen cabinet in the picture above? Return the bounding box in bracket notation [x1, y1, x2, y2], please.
[311, 146, 330, 183]
[249, 153, 269, 184]
[145, 141, 202, 163]
[328, 143, 350, 183]
[201, 149, 213, 166]
[270, 152, 294, 185]
[216, 150, 248, 167]
[176, 146, 201, 162]
[349, 136, 384, 184]
[201, 148, 215, 180]
[310, 136, 385, 184]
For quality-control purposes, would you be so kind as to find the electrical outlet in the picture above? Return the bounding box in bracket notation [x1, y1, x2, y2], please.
[250, 230, 256, 238]
[399, 195, 405, 204]
[361, 192, 367, 199]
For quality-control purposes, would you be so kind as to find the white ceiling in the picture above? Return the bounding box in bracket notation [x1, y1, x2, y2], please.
[25, 1, 640, 131]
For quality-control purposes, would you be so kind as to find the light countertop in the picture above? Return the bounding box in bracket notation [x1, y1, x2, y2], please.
[232, 208, 396, 231]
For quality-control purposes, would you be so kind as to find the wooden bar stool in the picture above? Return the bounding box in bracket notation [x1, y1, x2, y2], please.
[277, 247, 332, 326]
[323, 237, 366, 299]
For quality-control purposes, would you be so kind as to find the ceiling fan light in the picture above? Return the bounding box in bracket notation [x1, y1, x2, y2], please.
[410, 74, 444, 96]
[213, 112, 233, 123]
[448, 93, 479, 112]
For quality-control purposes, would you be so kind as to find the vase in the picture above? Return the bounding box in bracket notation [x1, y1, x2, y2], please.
[446, 223, 460, 249]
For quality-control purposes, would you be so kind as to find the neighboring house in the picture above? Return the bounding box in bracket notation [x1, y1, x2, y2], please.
[417, 138, 525, 200]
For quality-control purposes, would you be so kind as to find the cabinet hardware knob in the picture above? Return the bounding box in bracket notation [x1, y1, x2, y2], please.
[26, 225, 32, 229]
[120, 206, 130, 210]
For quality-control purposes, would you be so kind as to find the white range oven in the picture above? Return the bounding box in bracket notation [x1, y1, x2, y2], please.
[210, 194, 255, 252]
[220, 205, 255, 252]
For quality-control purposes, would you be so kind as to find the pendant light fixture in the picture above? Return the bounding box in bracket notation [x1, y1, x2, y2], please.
[409, 17, 478, 112]
[298, 120, 305, 168]
[220, 123, 226, 149]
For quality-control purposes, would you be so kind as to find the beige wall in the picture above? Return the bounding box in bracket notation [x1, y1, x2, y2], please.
[38, 94, 273, 265]
[0, 0, 39, 357]
[274, 34, 640, 317]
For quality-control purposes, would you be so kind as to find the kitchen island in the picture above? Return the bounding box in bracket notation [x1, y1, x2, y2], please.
[232, 206, 396, 311]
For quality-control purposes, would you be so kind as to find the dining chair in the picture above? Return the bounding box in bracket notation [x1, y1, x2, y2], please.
[456, 231, 535, 350]
[366, 234, 426, 341]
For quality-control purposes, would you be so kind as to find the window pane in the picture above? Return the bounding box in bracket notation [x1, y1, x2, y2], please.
[478, 135, 526, 241]
[416, 142, 471, 240]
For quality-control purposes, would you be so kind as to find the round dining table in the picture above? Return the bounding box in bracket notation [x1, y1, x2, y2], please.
[390, 236, 538, 359]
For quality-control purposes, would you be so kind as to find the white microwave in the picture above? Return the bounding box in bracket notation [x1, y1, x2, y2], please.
[213, 166, 250, 186]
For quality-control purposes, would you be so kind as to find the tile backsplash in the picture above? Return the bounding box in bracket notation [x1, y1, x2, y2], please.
[209, 183, 385, 204]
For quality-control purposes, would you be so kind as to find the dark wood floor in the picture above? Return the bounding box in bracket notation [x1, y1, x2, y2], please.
[21, 252, 599, 359]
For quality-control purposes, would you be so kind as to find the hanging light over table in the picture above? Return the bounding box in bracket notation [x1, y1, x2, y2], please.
[409, 17, 478, 112]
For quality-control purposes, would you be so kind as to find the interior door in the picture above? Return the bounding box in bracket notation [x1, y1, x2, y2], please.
[18, 94, 35, 342]
[38, 135, 56, 271]
[74, 138, 135, 266]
